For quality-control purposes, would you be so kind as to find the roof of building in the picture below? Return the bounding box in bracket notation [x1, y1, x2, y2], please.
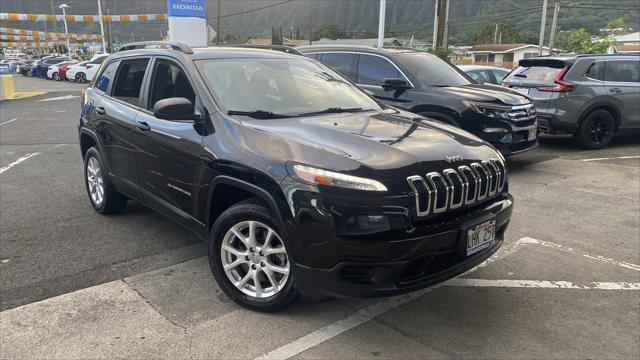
[613, 32, 640, 43]
[311, 37, 403, 46]
[245, 38, 307, 46]
[469, 44, 529, 52]
[614, 44, 640, 53]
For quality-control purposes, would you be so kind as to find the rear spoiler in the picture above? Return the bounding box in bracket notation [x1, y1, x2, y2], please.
[518, 58, 573, 68]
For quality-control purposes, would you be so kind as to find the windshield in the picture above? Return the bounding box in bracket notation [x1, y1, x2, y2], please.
[396, 53, 472, 87]
[196, 58, 380, 116]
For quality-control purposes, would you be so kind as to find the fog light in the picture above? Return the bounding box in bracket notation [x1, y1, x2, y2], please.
[342, 215, 391, 235]
[483, 127, 509, 133]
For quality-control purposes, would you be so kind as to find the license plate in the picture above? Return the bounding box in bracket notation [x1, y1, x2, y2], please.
[513, 87, 530, 95]
[466, 220, 496, 256]
[527, 128, 537, 141]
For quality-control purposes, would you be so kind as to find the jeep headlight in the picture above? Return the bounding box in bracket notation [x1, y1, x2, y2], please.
[290, 164, 387, 192]
[462, 101, 511, 119]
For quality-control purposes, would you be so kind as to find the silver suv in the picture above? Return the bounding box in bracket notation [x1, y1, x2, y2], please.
[502, 54, 639, 149]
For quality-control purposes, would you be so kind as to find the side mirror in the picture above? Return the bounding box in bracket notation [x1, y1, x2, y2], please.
[382, 78, 412, 91]
[153, 97, 196, 121]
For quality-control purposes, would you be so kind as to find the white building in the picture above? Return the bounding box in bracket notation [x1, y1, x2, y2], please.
[468, 44, 561, 68]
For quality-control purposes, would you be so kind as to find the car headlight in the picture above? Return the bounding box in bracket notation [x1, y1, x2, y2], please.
[462, 101, 511, 119]
[289, 164, 387, 192]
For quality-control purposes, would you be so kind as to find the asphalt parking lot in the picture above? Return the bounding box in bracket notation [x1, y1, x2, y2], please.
[1, 75, 639, 359]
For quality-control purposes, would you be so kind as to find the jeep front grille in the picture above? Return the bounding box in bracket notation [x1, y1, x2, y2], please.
[407, 159, 506, 217]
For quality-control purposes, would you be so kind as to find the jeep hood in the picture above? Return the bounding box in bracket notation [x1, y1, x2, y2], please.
[425, 83, 530, 106]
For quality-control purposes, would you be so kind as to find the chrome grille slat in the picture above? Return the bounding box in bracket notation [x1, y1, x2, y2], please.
[407, 159, 506, 218]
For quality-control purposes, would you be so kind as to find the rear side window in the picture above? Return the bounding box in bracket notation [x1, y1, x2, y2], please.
[357, 54, 402, 86]
[492, 69, 509, 83]
[585, 61, 605, 81]
[467, 70, 491, 83]
[507, 66, 563, 81]
[319, 53, 357, 81]
[112, 58, 149, 106]
[92, 56, 107, 65]
[95, 61, 119, 93]
[604, 60, 640, 83]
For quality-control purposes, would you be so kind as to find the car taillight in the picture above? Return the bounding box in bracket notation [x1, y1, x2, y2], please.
[80, 89, 85, 104]
[537, 67, 574, 92]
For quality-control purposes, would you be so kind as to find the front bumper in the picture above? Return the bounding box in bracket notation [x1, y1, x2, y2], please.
[288, 191, 513, 299]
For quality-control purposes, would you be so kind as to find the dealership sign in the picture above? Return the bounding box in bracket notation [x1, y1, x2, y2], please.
[167, 0, 206, 18]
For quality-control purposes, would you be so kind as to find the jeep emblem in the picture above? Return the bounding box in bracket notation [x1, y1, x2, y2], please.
[444, 155, 464, 163]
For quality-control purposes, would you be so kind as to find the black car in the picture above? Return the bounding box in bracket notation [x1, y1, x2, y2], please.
[297, 45, 538, 155]
[79, 42, 513, 311]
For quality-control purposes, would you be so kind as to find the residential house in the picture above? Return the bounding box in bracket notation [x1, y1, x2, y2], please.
[469, 44, 561, 68]
[245, 37, 308, 46]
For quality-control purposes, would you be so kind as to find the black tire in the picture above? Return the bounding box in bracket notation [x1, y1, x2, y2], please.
[83, 147, 127, 214]
[209, 198, 299, 312]
[574, 109, 616, 150]
[52, 72, 59, 81]
[75, 72, 87, 83]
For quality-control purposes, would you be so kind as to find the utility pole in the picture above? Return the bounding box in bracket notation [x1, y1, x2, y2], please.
[493, 23, 499, 44]
[432, 0, 440, 47]
[49, 0, 59, 55]
[97, 0, 106, 53]
[377, 0, 386, 48]
[106, 8, 113, 52]
[216, 0, 221, 45]
[548, 0, 561, 55]
[538, 0, 548, 56]
[442, 0, 450, 51]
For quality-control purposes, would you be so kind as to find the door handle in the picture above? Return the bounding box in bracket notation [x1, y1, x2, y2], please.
[609, 88, 622, 93]
[95, 106, 106, 115]
[135, 121, 151, 131]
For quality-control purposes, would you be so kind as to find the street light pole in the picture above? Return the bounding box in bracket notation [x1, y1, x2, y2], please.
[97, 0, 107, 53]
[548, 0, 561, 55]
[59, 3, 71, 57]
[377, 0, 386, 48]
[538, 0, 548, 56]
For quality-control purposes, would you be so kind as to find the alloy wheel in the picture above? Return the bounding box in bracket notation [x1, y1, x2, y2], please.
[587, 116, 611, 145]
[220, 221, 290, 298]
[86, 157, 105, 206]
[76, 73, 86, 83]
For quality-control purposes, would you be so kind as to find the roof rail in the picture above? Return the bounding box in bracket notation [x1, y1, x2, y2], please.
[575, 52, 640, 57]
[118, 41, 193, 54]
[225, 44, 303, 55]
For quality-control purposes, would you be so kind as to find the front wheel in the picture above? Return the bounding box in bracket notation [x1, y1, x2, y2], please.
[52, 72, 60, 81]
[83, 147, 127, 214]
[574, 109, 616, 150]
[209, 199, 299, 311]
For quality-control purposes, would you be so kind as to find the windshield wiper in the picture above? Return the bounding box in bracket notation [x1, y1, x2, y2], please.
[298, 107, 364, 116]
[513, 73, 528, 78]
[227, 110, 293, 119]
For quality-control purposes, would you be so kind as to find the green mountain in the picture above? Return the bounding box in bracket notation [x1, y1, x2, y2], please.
[2, 0, 637, 45]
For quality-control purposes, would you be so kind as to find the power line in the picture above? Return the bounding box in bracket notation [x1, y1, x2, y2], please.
[207, 0, 296, 21]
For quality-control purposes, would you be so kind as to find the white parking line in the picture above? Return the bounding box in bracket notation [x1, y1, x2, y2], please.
[447, 279, 640, 290]
[37, 95, 78, 102]
[0, 153, 40, 175]
[580, 155, 640, 162]
[518, 237, 640, 271]
[0, 118, 18, 126]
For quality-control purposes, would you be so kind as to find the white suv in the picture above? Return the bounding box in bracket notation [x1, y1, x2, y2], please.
[66, 54, 109, 82]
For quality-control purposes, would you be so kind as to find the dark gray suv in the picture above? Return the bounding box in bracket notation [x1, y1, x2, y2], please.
[502, 54, 639, 149]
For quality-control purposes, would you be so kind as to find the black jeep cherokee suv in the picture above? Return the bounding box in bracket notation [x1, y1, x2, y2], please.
[297, 45, 538, 156]
[79, 42, 513, 311]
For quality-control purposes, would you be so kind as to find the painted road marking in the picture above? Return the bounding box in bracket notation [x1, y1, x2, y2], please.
[254, 237, 639, 360]
[37, 95, 78, 102]
[580, 155, 640, 162]
[448, 279, 640, 290]
[518, 237, 640, 271]
[0, 153, 40, 175]
[0, 118, 18, 126]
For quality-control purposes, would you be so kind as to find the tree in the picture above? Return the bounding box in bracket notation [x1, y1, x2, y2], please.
[312, 23, 346, 41]
[427, 47, 449, 61]
[567, 28, 610, 54]
[472, 23, 521, 45]
[271, 27, 283, 45]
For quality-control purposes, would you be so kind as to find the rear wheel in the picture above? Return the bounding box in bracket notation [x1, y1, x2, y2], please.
[52, 72, 60, 81]
[75, 72, 87, 83]
[83, 147, 127, 214]
[209, 199, 299, 311]
[574, 109, 616, 150]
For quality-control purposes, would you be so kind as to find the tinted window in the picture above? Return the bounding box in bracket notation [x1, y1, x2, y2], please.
[91, 56, 107, 64]
[95, 61, 119, 93]
[357, 54, 402, 86]
[585, 61, 605, 81]
[604, 60, 640, 83]
[149, 60, 196, 110]
[112, 59, 149, 106]
[197, 58, 379, 115]
[318, 53, 357, 81]
[506, 66, 563, 81]
[396, 53, 471, 87]
[492, 69, 509, 83]
[466, 70, 491, 83]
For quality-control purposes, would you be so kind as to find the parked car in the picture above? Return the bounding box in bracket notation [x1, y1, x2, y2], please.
[0, 59, 18, 73]
[17, 59, 36, 75]
[34, 57, 70, 78]
[458, 65, 510, 85]
[57, 60, 82, 81]
[47, 60, 79, 81]
[66, 54, 109, 82]
[0, 62, 11, 74]
[79, 42, 513, 311]
[502, 54, 640, 149]
[297, 46, 538, 156]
